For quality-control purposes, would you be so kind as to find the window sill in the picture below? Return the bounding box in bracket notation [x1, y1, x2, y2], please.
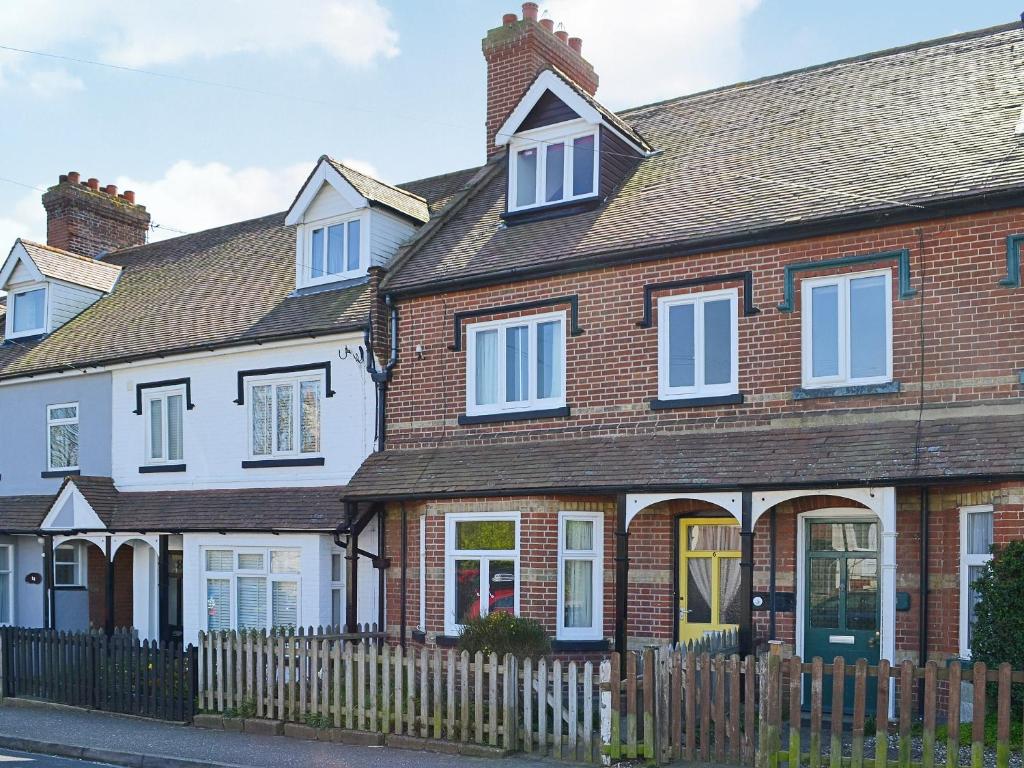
[52, 585, 87, 592]
[41, 469, 79, 479]
[241, 457, 326, 469]
[139, 464, 187, 474]
[411, 629, 427, 644]
[435, 634, 460, 648]
[458, 406, 570, 426]
[500, 196, 601, 226]
[650, 393, 744, 410]
[792, 380, 901, 400]
[551, 639, 610, 652]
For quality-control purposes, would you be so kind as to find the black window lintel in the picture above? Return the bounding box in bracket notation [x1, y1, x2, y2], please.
[637, 271, 759, 328]
[450, 296, 583, 351]
[234, 362, 335, 405]
[133, 378, 194, 415]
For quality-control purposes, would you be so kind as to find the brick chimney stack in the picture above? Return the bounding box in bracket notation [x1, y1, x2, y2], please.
[482, 3, 599, 157]
[42, 171, 150, 258]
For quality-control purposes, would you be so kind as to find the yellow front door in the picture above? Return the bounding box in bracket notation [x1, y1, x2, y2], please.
[678, 518, 742, 644]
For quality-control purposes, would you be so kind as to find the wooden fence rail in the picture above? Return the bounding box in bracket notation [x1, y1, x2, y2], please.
[0, 627, 195, 722]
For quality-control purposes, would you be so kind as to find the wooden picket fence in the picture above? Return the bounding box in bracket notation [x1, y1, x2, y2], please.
[0, 627, 196, 721]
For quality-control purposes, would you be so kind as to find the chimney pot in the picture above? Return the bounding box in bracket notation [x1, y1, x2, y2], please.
[124, 190, 136, 204]
[104, 184, 117, 196]
[87, 177, 99, 190]
[521, 2, 538, 21]
[555, 29, 569, 44]
[569, 36, 583, 54]
[540, 18, 554, 32]
[502, 12, 517, 25]
[67, 171, 80, 184]
[58, 174, 68, 183]
[42, 172, 149, 257]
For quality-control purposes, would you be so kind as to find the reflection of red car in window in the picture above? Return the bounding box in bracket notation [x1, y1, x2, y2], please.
[464, 572, 515, 619]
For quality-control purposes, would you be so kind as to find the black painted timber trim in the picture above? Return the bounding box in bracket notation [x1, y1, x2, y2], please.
[637, 271, 759, 327]
[234, 362, 335, 405]
[551, 639, 611, 652]
[435, 634, 460, 648]
[451, 297, 582, 351]
[133, 378, 195, 415]
[792, 380, 902, 400]
[41, 470, 79, 479]
[138, 464, 187, 474]
[650, 393, 745, 410]
[458, 406, 570, 425]
[241, 457, 326, 469]
[499, 196, 601, 225]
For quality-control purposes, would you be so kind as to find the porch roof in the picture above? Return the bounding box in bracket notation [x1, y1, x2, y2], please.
[343, 412, 1024, 500]
[0, 495, 55, 530]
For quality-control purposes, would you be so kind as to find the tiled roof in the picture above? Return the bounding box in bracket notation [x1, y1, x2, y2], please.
[66, 475, 121, 526]
[18, 240, 122, 293]
[400, 166, 484, 215]
[0, 495, 53, 530]
[384, 23, 1024, 294]
[343, 413, 1024, 499]
[543, 66, 652, 153]
[0, 213, 372, 378]
[325, 158, 430, 223]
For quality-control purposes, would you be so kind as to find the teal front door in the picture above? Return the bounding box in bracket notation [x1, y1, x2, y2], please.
[803, 519, 880, 713]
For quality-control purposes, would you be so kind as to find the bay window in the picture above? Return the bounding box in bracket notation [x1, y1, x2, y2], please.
[658, 288, 739, 400]
[802, 270, 892, 388]
[508, 127, 598, 212]
[444, 513, 519, 635]
[959, 505, 994, 658]
[247, 374, 322, 459]
[47, 403, 79, 472]
[203, 547, 300, 632]
[466, 312, 565, 417]
[144, 386, 184, 465]
[557, 512, 604, 641]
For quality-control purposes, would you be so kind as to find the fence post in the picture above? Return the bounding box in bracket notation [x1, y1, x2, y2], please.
[599, 656, 613, 766]
[758, 641, 782, 768]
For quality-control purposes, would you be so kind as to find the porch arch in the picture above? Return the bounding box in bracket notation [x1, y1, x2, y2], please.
[625, 492, 742, 530]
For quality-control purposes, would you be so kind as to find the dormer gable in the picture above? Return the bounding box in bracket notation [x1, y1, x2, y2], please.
[0, 239, 121, 341]
[495, 69, 652, 221]
[40, 476, 118, 532]
[286, 156, 428, 291]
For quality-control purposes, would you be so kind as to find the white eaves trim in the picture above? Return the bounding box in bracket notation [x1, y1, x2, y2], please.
[0, 241, 45, 288]
[494, 70, 650, 156]
[285, 158, 370, 227]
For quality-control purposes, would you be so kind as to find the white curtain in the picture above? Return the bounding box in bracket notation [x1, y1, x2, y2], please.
[149, 398, 163, 459]
[475, 330, 498, 405]
[967, 511, 993, 555]
[564, 560, 593, 628]
[719, 559, 742, 624]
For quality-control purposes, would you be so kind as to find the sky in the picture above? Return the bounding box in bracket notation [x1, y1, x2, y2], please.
[0, 0, 1021, 248]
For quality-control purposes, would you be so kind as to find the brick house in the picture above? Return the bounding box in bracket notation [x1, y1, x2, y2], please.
[341, 6, 1024, 674]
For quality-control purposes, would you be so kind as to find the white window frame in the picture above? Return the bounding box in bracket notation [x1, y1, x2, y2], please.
[5, 283, 48, 339]
[0, 543, 13, 625]
[959, 504, 995, 659]
[801, 268, 893, 389]
[53, 542, 85, 588]
[444, 512, 520, 636]
[245, 372, 325, 460]
[46, 402, 79, 472]
[657, 288, 739, 400]
[556, 511, 604, 641]
[330, 550, 345, 630]
[143, 384, 186, 466]
[298, 211, 369, 288]
[507, 122, 599, 213]
[465, 311, 567, 417]
[201, 546, 302, 632]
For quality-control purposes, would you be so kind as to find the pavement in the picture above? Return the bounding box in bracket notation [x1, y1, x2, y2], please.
[0, 702, 558, 768]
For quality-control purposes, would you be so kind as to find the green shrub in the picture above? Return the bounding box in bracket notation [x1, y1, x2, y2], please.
[457, 612, 551, 660]
[971, 540, 1024, 712]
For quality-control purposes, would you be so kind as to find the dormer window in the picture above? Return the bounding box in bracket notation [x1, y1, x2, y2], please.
[300, 212, 367, 288]
[8, 285, 47, 338]
[508, 125, 598, 213]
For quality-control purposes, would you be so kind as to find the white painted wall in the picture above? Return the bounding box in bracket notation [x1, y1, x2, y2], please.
[48, 279, 103, 331]
[132, 542, 159, 641]
[110, 335, 375, 490]
[181, 528, 378, 645]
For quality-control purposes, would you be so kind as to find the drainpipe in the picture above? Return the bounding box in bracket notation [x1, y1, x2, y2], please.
[345, 525, 360, 634]
[769, 507, 778, 640]
[365, 296, 399, 452]
[104, 537, 115, 636]
[400, 503, 408, 650]
[43, 535, 54, 630]
[614, 494, 629, 667]
[376, 506, 387, 634]
[918, 485, 930, 716]
[739, 491, 754, 657]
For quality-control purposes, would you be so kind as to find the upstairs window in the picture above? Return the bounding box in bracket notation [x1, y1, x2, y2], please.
[658, 289, 739, 400]
[466, 312, 565, 417]
[247, 373, 322, 459]
[303, 214, 364, 286]
[508, 128, 598, 212]
[47, 403, 79, 472]
[9, 286, 46, 337]
[144, 386, 185, 465]
[801, 270, 892, 389]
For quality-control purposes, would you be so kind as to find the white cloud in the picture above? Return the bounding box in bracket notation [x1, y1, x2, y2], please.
[27, 68, 84, 98]
[0, 187, 46, 253]
[541, 0, 760, 106]
[338, 157, 381, 180]
[0, 0, 399, 73]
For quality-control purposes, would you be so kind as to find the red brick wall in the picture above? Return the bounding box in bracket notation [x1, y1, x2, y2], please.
[483, 15, 598, 156]
[86, 544, 134, 630]
[387, 209, 1024, 449]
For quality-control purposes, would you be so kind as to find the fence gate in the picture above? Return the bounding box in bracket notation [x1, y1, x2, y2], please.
[0, 627, 197, 722]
